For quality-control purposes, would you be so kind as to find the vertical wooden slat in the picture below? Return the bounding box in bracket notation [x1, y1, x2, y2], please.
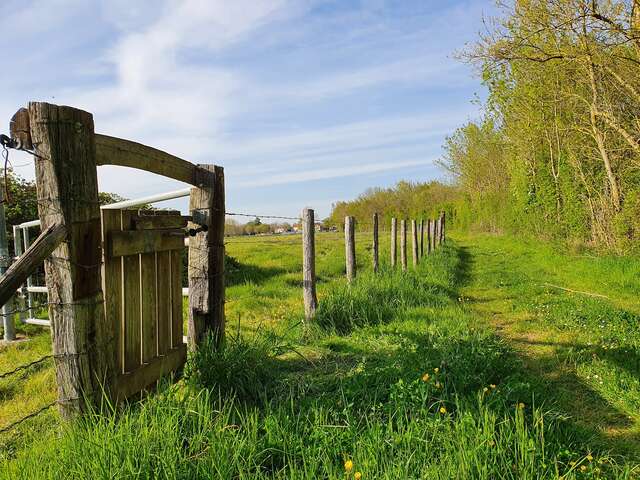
[156, 251, 171, 355]
[140, 249, 157, 363]
[121, 210, 141, 372]
[170, 250, 183, 349]
[101, 210, 123, 373]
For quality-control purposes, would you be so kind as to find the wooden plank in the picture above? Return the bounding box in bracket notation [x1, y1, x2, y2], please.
[95, 134, 214, 187]
[115, 344, 186, 401]
[187, 165, 225, 349]
[140, 250, 157, 363]
[30, 102, 115, 419]
[0, 224, 65, 308]
[170, 250, 183, 349]
[134, 215, 187, 230]
[156, 251, 171, 355]
[101, 209, 124, 374]
[121, 210, 141, 373]
[109, 230, 184, 257]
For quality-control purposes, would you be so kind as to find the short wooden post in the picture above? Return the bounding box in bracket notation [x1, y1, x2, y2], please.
[345, 216, 356, 282]
[29, 102, 115, 419]
[188, 165, 225, 349]
[372, 213, 379, 273]
[390, 217, 397, 268]
[427, 219, 432, 254]
[400, 219, 407, 271]
[419, 219, 424, 258]
[411, 220, 418, 267]
[302, 208, 318, 320]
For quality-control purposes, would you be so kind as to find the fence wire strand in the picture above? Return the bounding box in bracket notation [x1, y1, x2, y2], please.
[0, 355, 53, 380]
[0, 401, 56, 435]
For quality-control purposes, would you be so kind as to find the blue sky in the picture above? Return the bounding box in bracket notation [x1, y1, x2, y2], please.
[1, 0, 493, 220]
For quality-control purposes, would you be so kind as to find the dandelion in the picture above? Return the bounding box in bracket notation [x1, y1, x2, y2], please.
[344, 460, 353, 473]
[517, 402, 525, 409]
[587, 454, 593, 462]
[434, 367, 439, 374]
[439, 406, 447, 414]
[354, 472, 362, 480]
[422, 373, 430, 382]
[490, 384, 496, 389]
[580, 465, 587, 472]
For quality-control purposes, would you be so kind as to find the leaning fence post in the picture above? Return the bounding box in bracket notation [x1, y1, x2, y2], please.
[390, 217, 397, 268]
[345, 216, 356, 282]
[400, 219, 407, 271]
[302, 208, 318, 321]
[411, 219, 418, 268]
[28, 101, 114, 419]
[372, 213, 379, 273]
[188, 165, 225, 350]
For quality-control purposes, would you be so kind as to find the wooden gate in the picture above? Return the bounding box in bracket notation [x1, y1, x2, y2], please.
[101, 209, 187, 399]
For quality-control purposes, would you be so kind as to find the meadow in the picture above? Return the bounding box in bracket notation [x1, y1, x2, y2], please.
[0, 230, 639, 478]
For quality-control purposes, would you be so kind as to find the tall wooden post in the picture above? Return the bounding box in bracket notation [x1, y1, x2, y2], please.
[345, 216, 356, 282]
[302, 208, 318, 321]
[400, 220, 407, 271]
[411, 220, 418, 267]
[390, 217, 397, 268]
[440, 211, 446, 244]
[372, 213, 379, 273]
[188, 165, 225, 349]
[427, 219, 432, 254]
[434, 216, 440, 248]
[29, 102, 114, 419]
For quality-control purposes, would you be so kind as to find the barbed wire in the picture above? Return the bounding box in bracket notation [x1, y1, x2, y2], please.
[0, 401, 56, 435]
[0, 355, 53, 380]
[225, 212, 301, 221]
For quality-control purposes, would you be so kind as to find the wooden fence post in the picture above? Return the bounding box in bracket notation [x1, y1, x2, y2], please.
[302, 208, 318, 321]
[345, 216, 356, 282]
[29, 102, 114, 419]
[372, 213, 379, 273]
[400, 219, 407, 271]
[420, 219, 424, 258]
[188, 165, 226, 350]
[434, 216, 440, 248]
[390, 217, 397, 268]
[427, 219, 432, 254]
[411, 220, 418, 267]
[440, 211, 446, 244]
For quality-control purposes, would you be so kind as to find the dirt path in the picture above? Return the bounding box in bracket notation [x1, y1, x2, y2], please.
[455, 234, 640, 458]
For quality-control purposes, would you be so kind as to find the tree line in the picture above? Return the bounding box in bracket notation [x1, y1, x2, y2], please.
[441, 0, 640, 252]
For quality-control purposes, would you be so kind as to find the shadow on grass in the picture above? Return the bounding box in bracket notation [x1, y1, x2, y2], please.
[225, 255, 287, 287]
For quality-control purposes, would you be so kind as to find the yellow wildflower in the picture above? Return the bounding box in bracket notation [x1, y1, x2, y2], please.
[490, 384, 496, 389]
[517, 402, 525, 409]
[354, 472, 362, 480]
[580, 465, 587, 472]
[586, 454, 593, 462]
[344, 460, 353, 472]
[483, 387, 489, 393]
[434, 367, 439, 374]
[435, 381, 442, 389]
[422, 373, 430, 382]
[439, 406, 447, 414]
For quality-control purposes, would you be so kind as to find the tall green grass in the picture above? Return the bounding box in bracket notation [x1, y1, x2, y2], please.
[2, 241, 637, 478]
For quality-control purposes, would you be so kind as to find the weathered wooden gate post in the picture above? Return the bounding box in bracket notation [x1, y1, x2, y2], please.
[28, 102, 114, 419]
[188, 165, 225, 349]
[302, 208, 318, 321]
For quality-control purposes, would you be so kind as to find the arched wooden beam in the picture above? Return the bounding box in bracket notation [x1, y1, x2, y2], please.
[95, 134, 215, 187]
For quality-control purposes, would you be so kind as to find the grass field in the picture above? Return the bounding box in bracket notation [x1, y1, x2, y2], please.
[0, 230, 639, 478]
